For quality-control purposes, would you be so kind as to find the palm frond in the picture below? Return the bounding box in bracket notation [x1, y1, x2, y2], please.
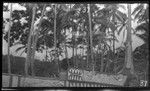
[114, 12, 127, 24]
[115, 13, 124, 23]
[13, 41, 22, 46]
[20, 48, 26, 56]
[72, 4, 81, 10]
[134, 7, 144, 20]
[132, 4, 144, 15]
[135, 33, 146, 42]
[117, 25, 124, 35]
[15, 45, 26, 53]
[134, 22, 148, 34]
[117, 4, 126, 10]
[108, 22, 117, 32]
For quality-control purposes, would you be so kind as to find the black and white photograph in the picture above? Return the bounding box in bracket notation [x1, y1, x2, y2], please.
[2, 2, 149, 88]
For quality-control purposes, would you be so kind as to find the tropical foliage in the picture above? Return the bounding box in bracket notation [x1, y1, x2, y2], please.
[3, 3, 149, 86]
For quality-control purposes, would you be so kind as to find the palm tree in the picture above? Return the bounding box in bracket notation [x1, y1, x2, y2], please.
[53, 4, 60, 73]
[72, 28, 75, 68]
[75, 33, 78, 68]
[30, 4, 46, 76]
[86, 30, 90, 69]
[62, 4, 72, 68]
[107, 4, 127, 74]
[88, 4, 94, 74]
[64, 29, 69, 68]
[7, 3, 12, 75]
[132, 4, 149, 24]
[132, 4, 149, 84]
[104, 4, 127, 59]
[93, 4, 126, 73]
[44, 31, 48, 61]
[25, 4, 36, 76]
[115, 4, 135, 77]
[7, 3, 12, 87]
[125, 4, 135, 75]
[132, 4, 149, 44]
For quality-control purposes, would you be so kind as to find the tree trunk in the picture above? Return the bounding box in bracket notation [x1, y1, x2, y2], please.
[125, 4, 134, 75]
[45, 34, 48, 61]
[26, 4, 36, 76]
[7, 3, 12, 87]
[112, 32, 115, 54]
[64, 29, 69, 68]
[53, 4, 60, 74]
[81, 48, 84, 70]
[72, 31, 75, 68]
[105, 59, 108, 73]
[100, 55, 104, 73]
[86, 30, 90, 69]
[7, 3, 12, 75]
[75, 33, 78, 68]
[88, 4, 94, 74]
[45, 50, 48, 61]
[100, 46, 104, 73]
[104, 48, 109, 73]
[112, 15, 115, 59]
[30, 4, 46, 76]
[112, 13, 116, 74]
[122, 5, 139, 86]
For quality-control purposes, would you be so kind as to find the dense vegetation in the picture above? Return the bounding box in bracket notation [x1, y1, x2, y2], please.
[3, 3, 149, 86]
[2, 55, 58, 77]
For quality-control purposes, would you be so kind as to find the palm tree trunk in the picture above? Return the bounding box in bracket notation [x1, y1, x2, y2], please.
[30, 4, 46, 76]
[65, 46, 69, 67]
[100, 46, 104, 73]
[88, 4, 94, 74]
[72, 31, 75, 68]
[112, 10, 116, 60]
[112, 14, 116, 74]
[64, 29, 69, 68]
[26, 4, 36, 76]
[45, 34, 48, 61]
[86, 30, 90, 69]
[46, 47, 48, 61]
[8, 3, 12, 75]
[50, 52, 53, 62]
[8, 3, 12, 87]
[112, 26, 115, 59]
[75, 33, 78, 68]
[81, 47, 84, 70]
[75, 44, 78, 68]
[53, 4, 60, 74]
[100, 55, 104, 73]
[125, 4, 134, 75]
[105, 59, 109, 73]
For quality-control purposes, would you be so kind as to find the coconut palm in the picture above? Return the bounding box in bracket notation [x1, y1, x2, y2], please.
[30, 4, 46, 76]
[132, 4, 149, 49]
[104, 4, 126, 57]
[93, 4, 127, 73]
[115, 4, 135, 77]
[126, 3, 135, 76]
[64, 29, 70, 68]
[7, 3, 12, 75]
[88, 4, 95, 73]
[25, 4, 37, 76]
[133, 4, 149, 44]
[7, 3, 13, 87]
[132, 4, 149, 24]
[132, 4, 149, 84]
